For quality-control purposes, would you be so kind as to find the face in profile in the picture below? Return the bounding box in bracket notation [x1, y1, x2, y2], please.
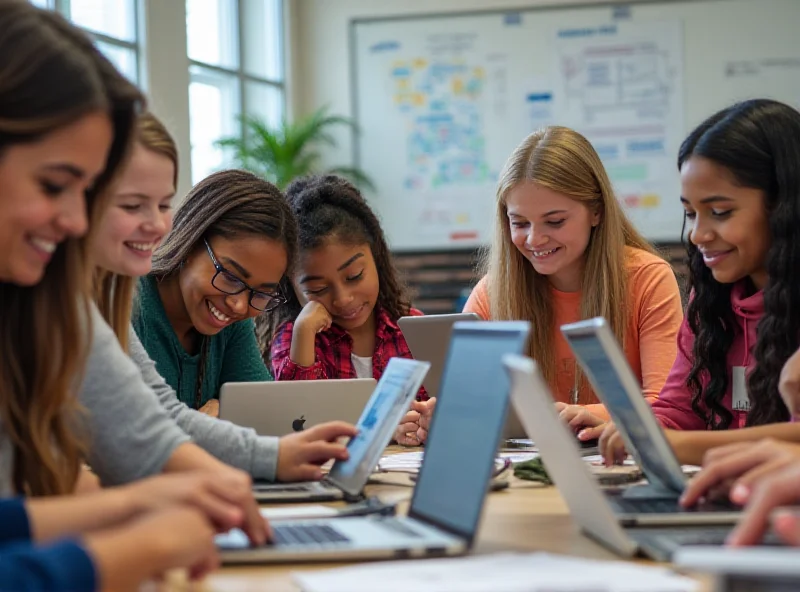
[0, 112, 113, 286]
[506, 182, 600, 292]
[93, 143, 176, 277]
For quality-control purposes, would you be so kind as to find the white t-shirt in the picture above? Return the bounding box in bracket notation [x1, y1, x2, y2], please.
[350, 353, 373, 379]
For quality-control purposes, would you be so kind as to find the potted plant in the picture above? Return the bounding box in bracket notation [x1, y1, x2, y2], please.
[215, 106, 374, 190]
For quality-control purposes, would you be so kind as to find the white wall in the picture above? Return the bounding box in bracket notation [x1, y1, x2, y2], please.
[290, 0, 663, 170]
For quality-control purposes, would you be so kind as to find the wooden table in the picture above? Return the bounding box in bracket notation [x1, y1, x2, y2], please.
[189, 461, 711, 592]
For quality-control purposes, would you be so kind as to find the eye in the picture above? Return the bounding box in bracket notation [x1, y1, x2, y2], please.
[159, 204, 172, 213]
[40, 180, 65, 196]
[684, 210, 697, 220]
[304, 287, 328, 296]
[546, 219, 565, 228]
[120, 204, 141, 212]
[510, 221, 529, 228]
[711, 209, 732, 219]
[346, 270, 364, 282]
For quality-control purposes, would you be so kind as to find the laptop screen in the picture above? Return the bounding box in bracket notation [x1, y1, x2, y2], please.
[409, 323, 529, 540]
[564, 329, 686, 492]
[328, 358, 428, 489]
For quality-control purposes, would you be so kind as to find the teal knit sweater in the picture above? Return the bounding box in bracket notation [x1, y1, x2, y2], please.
[133, 275, 273, 409]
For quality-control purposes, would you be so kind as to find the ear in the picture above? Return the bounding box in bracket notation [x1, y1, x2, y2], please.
[590, 204, 602, 227]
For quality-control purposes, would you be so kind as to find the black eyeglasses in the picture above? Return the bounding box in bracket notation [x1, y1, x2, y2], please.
[203, 239, 286, 312]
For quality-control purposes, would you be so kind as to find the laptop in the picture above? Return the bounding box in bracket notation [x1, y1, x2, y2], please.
[399, 313, 530, 440]
[219, 378, 375, 437]
[504, 354, 755, 562]
[398, 313, 479, 399]
[215, 321, 530, 563]
[561, 317, 747, 511]
[248, 358, 428, 503]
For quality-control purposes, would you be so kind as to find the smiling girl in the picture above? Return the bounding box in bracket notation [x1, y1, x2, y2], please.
[132, 170, 295, 414]
[599, 99, 800, 466]
[265, 175, 425, 395]
[406, 126, 683, 445]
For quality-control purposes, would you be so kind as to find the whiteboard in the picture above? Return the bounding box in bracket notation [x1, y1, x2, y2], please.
[351, 0, 800, 250]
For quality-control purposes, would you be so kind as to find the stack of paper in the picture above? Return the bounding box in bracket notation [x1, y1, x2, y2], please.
[293, 552, 698, 592]
[377, 451, 539, 473]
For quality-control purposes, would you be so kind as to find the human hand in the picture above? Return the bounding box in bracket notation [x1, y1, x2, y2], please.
[276, 421, 358, 481]
[598, 422, 628, 466]
[85, 507, 218, 590]
[198, 399, 219, 417]
[780, 346, 800, 419]
[295, 301, 333, 336]
[394, 403, 424, 447]
[125, 469, 269, 546]
[680, 439, 800, 512]
[416, 398, 437, 443]
[554, 403, 606, 434]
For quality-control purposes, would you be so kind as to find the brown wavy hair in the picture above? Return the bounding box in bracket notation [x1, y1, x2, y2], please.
[0, 1, 143, 495]
[95, 112, 178, 352]
[481, 126, 657, 394]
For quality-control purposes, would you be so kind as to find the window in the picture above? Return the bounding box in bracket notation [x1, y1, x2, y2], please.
[187, 0, 285, 183]
[31, 0, 141, 84]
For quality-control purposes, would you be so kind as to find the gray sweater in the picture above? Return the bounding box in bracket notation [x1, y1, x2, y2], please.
[0, 308, 278, 494]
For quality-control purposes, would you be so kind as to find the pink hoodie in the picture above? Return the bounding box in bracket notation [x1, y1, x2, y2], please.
[652, 282, 764, 430]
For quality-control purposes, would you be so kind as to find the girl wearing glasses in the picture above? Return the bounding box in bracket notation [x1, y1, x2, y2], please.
[131, 169, 292, 415]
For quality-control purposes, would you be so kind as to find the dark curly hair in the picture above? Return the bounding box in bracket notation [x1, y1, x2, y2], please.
[257, 175, 410, 360]
[679, 99, 800, 429]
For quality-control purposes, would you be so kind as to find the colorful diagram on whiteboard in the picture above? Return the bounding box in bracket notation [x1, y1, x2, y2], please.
[391, 58, 494, 192]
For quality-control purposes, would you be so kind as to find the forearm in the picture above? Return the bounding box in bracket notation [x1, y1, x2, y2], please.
[162, 442, 232, 474]
[26, 489, 134, 542]
[672, 423, 800, 465]
[289, 328, 317, 367]
[83, 527, 166, 592]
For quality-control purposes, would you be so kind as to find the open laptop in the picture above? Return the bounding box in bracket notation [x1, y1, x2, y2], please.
[503, 355, 756, 562]
[561, 317, 745, 510]
[248, 358, 428, 503]
[398, 313, 479, 399]
[219, 378, 375, 437]
[399, 313, 530, 440]
[215, 321, 530, 563]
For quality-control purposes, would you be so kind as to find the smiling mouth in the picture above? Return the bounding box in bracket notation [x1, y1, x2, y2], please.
[207, 300, 232, 324]
[337, 305, 365, 320]
[531, 247, 560, 258]
[125, 240, 160, 252]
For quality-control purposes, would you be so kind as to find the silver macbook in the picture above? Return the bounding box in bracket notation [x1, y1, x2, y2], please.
[219, 378, 375, 437]
[249, 359, 428, 503]
[561, 317, 744, 510]
[399, 313, 527, 439]
[215, 321, 530, 564]
[504, 354, 750, 563]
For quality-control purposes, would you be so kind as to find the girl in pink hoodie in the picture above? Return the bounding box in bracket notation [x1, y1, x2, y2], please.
[599, 99, 800, 465]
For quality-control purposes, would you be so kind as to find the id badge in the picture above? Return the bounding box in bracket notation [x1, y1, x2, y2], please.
[731, 366, 750, 412]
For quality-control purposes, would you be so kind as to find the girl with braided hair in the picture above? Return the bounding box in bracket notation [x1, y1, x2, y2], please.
[266, 174, 427, 409]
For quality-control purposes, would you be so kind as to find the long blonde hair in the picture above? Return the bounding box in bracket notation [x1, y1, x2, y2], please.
[0, 2, 143, 495]
[94, 112, 178, 351]
[482, 126, 657, 391]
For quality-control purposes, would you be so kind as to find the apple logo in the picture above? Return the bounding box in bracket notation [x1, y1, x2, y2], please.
[292, 415, 306, 432]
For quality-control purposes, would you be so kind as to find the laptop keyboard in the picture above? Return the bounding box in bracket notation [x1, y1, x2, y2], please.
[640, 526, 786, 547]
[614, 497, 737, 514]
[253, 484, 311, 493]
[375, 518, 423, 538]
[272, 524, 351, 546]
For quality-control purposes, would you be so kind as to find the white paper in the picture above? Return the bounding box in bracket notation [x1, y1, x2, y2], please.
[293, 552, 698, 592]
[377, 451, 538, 473]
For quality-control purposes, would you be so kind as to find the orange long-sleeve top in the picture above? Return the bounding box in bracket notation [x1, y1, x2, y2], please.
[464, 247, 684, 420]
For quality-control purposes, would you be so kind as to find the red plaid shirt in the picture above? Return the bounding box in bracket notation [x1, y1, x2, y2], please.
[270, 307, 429, 401]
